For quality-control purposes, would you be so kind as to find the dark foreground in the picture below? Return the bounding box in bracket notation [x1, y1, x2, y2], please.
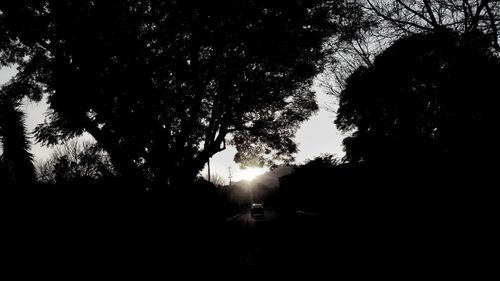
[2, 189, 495, 280]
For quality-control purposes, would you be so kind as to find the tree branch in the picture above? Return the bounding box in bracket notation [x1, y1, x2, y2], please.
[366, 0, 433, 32]
[462, 0, 473, 31]
[81, 115, 142, 182]
[394, 0, 438, 28]
[422, 0, 440, 28]
[353, 39, 374, 67]
[471, 0, 489, 30]
[484, 1, 500, 50]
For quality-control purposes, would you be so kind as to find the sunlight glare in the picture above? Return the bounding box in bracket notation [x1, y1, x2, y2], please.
[235, 167, 266, 182]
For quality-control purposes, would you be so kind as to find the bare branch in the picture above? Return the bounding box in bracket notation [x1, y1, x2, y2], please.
[484, 1, 500, 50]
[353, 39, 374, 67]
[366, 0, 434, 32]
[395, 0, 438, 28]
[422, 0, 441, 27]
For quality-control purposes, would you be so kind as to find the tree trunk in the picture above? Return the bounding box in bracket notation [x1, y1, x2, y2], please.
[82, 117, 145, 191]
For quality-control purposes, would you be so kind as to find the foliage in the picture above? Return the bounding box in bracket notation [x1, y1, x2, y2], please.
[276, 154, 340, 212]
[364, 0, 500, 49]
[0, 94, 36, 184]
[322, 0, 500, 99]
[204, 173, 227, 188]
[0, 0, 361, 187]
[336, 30, 500, 165]
[36, 139, 115, 184]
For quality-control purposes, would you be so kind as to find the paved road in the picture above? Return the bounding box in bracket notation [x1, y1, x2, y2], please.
[221, 207, 487, 280]
[228, 208, 284, 225]
[222, 208, 332, 280]
[5, 203, 492, 280]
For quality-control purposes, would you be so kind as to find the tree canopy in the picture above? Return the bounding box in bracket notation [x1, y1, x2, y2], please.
[364, 0, 500, 50]
[322, 0, 500, 98]
[0, 0, 361, 188]
[36, 140, 115, 185]
[336, 30, 500, 167]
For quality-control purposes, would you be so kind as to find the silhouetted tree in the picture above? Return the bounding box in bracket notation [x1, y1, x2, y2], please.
[0, 1, 362, 188]
[364, 0, 500, 50]
[0, 96, 36, 184]
[322, 0, 500, 100]
[36, 140, 115, 184]
[0, 0, 46, 185]
[204, 173, 226, 188]
[277, 154, 340, 213]
[336, 30, 500, 169]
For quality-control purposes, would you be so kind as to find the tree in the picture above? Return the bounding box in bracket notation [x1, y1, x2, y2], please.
[364, 0, 500, 50]
[277, 154, 340, 213]
[204, 173, 226, 188]
[335, 30, 500, 167]
[0, 0, 47, 185]
[36, 139, 115, 184]
[0, 95, 36, 184]
[0, 1, 361, 188]
[322, 0, 500, 100]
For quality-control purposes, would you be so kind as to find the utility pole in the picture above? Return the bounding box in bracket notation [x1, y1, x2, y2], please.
[207, 158, 211, 183]
[228, 167, 232, 186]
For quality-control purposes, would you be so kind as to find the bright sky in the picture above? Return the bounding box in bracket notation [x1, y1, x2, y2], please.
[207, 84, 345, 182]
[1, 67, 345, 183]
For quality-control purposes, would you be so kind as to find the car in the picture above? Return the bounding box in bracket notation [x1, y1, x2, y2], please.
[250, 203, 264, 217]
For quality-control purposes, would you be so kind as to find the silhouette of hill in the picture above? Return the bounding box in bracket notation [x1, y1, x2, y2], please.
[235, 165, 295, 189]
[222, 165, 294, 207]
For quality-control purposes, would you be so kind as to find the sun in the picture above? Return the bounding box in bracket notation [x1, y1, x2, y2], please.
[235, 167, 267, 182]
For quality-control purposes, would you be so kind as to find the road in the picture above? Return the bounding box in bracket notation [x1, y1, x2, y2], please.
[222, 208, 334, 280]
[4, 202, 493, 280]
[227, 208, 284, 225]
[220, 207, 491, 280]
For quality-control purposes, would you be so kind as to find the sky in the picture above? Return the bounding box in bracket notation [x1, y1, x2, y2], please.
[1, 67, 346, 183]
[207, 84, 345, 183]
